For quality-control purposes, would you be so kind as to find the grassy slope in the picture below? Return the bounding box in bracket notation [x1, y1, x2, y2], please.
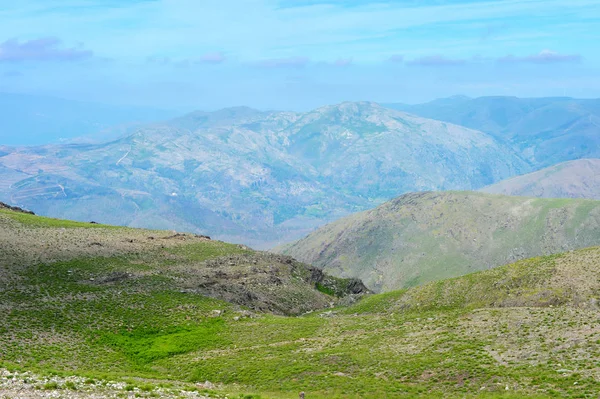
[0, 209, 365, 315]
[481, 159, 600, 200]
[2, 209, 600, 398]
[278, 191, 600, 292]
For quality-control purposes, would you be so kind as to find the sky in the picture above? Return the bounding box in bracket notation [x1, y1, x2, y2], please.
[0, 0, 599, 111]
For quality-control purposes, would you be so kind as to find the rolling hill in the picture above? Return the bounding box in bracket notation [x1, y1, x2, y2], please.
[482, 158, 600, 199]
[3, 205, 600, 398]
[386, 96, 600, 168]
[0, 204, 366, 317]
[278, 191, 600, 292]
[0, 102, 527, 248]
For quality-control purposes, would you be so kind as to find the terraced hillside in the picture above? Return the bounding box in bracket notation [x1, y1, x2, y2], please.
[3, 207, 600, 398]
[278, 191, 600, 292]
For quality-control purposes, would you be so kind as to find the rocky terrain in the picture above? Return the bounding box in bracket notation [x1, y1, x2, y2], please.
[0, 207, 367, 317]
[482, 158, 600, 199]
[0, 369, 214, 399]
[0, 200, 34, 214]
[0, 102, 527, 248]
[278, 191, 600, 291]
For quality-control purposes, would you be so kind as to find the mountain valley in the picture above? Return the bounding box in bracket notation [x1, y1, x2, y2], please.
[0, 102, 527, 248]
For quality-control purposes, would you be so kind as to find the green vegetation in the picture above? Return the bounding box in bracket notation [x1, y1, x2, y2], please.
[279, 191, 600, 292]
[3, 209, 600, 398]
[0, 208, 117, 228]
[100, 321, 229, 365]
[165, 240, 251, 261]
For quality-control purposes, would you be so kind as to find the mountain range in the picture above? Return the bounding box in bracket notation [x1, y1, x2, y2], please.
[278, 191, 600, 292]
[4, 95, 600, 398]
[0, 101, 527, 248]
[386, 96, 600, 168]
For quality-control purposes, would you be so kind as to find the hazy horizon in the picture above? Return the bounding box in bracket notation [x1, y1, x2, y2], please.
[2, 89, 599, 115]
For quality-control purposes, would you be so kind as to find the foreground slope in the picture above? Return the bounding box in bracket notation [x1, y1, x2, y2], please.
[0, 102, 526, 247]
[0, 207, 366, 316]
[279, 191, 600, 292]
[3, 207, 600, 398]
[482, 159, 600, 199]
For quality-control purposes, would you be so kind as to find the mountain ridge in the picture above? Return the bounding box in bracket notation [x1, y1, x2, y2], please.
[385, 95, 600, 167]
[278, 191, 600, 292]
[0, 101, 527, 247]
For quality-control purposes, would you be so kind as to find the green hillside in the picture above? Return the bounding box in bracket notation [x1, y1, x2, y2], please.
[0, 206, 367, 317]
[278, 191, 600, 292]
[3, 207, 600, 398]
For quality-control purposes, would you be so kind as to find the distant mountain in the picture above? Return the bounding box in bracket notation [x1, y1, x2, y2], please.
[0, 92, 180, 145]
[0, 102, 526, 248]
[277, 191, 600, 292]
[482, 159, 600, 199]
[386, 96, 600, 167]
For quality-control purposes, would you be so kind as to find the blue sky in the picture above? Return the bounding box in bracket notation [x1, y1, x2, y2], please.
[0, 0, 598, 111]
